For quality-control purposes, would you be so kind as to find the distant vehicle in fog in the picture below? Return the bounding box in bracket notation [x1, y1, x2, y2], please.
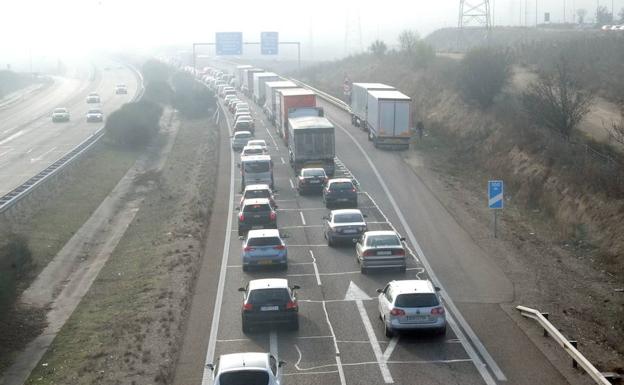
[86, 108, 104, 122]
[86, 92, 101, 103]
[51, 107, 70, 122]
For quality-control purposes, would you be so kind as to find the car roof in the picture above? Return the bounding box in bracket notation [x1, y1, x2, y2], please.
[248, 278, 289, 291]
[388, 279, 436, 295]
[247, 139, 266, 145]
[243, 145, 264, 150]
[328, 178, 353, 184]
[331, 209, 363, 216]
[219, 352, 269, 372]
[243, 198, 271, 205]
[244, 184, 270, 191]
[365, 230, 399, 237]
[241, 154, 271, 161]
[247, 228, 280, 238]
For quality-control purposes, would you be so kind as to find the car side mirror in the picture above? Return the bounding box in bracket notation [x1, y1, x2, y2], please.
[376, 288, 384, 293]
[238, 287, 246, 292]
[400, 237, 406, 242]
[235, 207, 240, 211]
[363, 214, 368, 218]
[435, 286, 441, 292]
[280, 232, 290, 239]
[278, 361, 287, 368]
[273, 205, 278, 209]
[238, 236, 245, 240]
[206, 363, 214, 371]
[292, 285, 300, 290]
[322, 216, 328, 220]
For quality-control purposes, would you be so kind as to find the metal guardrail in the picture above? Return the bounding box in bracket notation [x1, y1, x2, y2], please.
[0, 63, 144, 214]
[285, 77, 351, 112]
[516, 306, 618, 385]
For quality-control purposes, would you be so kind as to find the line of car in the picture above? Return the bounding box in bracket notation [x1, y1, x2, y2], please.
[197, 65, 447, 384]
[51, 83, 127, 124]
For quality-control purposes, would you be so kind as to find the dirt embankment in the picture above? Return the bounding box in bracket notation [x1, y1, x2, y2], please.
[23, 115, 219, 385]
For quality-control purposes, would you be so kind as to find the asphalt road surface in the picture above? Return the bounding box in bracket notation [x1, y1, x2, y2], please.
[0, 63, 138, 196]
[174, 81, 575, 385]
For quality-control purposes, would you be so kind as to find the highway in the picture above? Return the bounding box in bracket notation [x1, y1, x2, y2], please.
[174, 78, 575, 385]
[0, 63, 138, 196]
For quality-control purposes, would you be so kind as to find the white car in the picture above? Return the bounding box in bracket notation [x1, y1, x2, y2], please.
[232, 131, 253, 151]
[206, 352, 285, 385]
[247, 139, 268, 152]
[86, 108, 104, 122]
[51, 107, 70, 122]
[86, 92, 100, 103]
[241, 145, 267, 157]
[377, 279, 447, 337]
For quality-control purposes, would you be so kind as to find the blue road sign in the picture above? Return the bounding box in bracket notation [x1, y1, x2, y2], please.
[261, 32, 279, 55]
[488, 180, 504, 209]
[216, 32, 243, 55]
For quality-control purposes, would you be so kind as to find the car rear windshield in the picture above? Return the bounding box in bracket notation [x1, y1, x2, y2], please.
[88, 109, 101, 114]
[244, 161, 270, 173]
[394, 293, 439, 308]
[248, 288, 290, 304]
[334, 213, 363, 223]
[243, 148, 263, 155]
[302, 169, 325, 177]
[218, 370, 269, 385]
[366, 235, 400, 247]
[243, 204, 271, 213]
[235, 133, 252, 139]
[330, 182, 354, 190]
[247, 236, 281, 247]
[236, 121, 251, 128]
[244, 190, 270, 199]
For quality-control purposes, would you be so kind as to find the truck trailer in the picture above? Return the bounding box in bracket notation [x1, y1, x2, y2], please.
[366, 90, 412, 150]
[235, 65, 253, 90]
[243, 68, 264, 96]
[276, 88, 323, 143]
[264, 80, 298, 123]
[350, 83, 395, 129]
[253, 72, 280, 105]
[288, 116, 335, 176]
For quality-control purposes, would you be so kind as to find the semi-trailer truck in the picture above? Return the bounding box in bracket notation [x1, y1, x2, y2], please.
[252, 72, 280, 105]
[264, 80, 298, 123]
[366, 90, 412, 150]
[288, 116, 335, 176]
[350, 83, 395, 129]
[276, 89, 324, 144]
[243, 68, 264, 96]
[235, 65, 253, 90]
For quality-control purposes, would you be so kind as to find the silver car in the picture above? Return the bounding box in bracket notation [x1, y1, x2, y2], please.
[51, 107, 70, 122]
[355, 230, 406, 273]
[232, 131, 253, 151]
[377, 279, 446, 337]
[206, 352, 285, 385]
[323, 209, 367, 246]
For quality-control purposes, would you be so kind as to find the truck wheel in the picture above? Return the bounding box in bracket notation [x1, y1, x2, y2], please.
[368, 131, 373, 141]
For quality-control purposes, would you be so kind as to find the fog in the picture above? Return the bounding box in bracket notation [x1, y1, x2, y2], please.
[2, 0, 623, 69]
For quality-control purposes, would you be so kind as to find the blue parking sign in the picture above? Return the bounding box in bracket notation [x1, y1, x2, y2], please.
[488, 180, 503, 209]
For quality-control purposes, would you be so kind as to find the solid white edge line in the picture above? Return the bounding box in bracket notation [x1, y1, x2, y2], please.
[202, 104, 235, 384]
[332, 119, 504, 384]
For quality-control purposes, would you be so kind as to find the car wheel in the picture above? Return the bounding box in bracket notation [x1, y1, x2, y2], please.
[290, 318, 299, 331]
[281, 263, 288, 271]
[242, 319, 251, 333]
[384, 321, 394, 338]
[242, 265, 249, 272]
[361, 266, 367, 274]
[352, 199, 358, 207]
[437, 326, 447, 336]
[238, 228, 244, 236]
[399, 266, 407, 273]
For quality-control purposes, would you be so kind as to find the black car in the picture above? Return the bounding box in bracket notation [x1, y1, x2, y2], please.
[238, 198, 277, 235]
[322, 178, 358, 208]
[239, 278, 300, 332]
[297, 168, 328, 194]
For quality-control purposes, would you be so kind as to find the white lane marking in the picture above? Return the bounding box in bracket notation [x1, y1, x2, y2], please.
[383, 337, 399, 362]
[289, 178, 295, 189]
[321, 301, 347, 385]
[270, 330, 278, 357]
[345, 281, 393, 383]
[288, 267, 423, 278]
[30, 146, 57, 163]
[278, 206, 375, 211]
[26, 147, 34, 154]
[308, 250, 322, 286]
[202, 104, 236, 385]
[280, 156, 285, 164]
[299, 211, 306, 225]
[0, 149, 12, 157]
[292, 358, 473, 371]
[296, 335, 333, 339]
[217, 338, 251, 343]
[283, 370, 338, 376]
[0, 130, 24, 146]
[265, 124, 279, 148]
[333, 120, 503, 384]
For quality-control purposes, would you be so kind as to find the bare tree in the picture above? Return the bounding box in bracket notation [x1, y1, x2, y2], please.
[605, 107, 624, 146]
[619, 7, 624, 23]
[576, 8, 587, 24]
[368, 40, 387, 58]
[596, 5, 613, 24]
[398, 30, 420, 53]
[522, 59, 594, 138]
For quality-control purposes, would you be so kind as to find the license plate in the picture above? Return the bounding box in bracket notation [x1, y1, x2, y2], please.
[253, 215, 261, 218]
[261, 306, 279, 311]
[343, 229, 356, 234]
[338, 198, 348, 202]
[407, 315, 429, 321]
[377, 250, 392, 255]
[309, 180, 320, 184]
[259, 260, 273, 265]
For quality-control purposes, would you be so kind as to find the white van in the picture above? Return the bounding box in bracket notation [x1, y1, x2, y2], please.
[240, 154, 274, 191]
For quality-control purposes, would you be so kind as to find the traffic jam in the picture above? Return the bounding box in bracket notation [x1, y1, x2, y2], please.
[196, 65, 490, 385]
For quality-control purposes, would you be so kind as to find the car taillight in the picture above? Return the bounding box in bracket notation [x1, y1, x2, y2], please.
[390, 308, 405, 316]
[394, 249, 405, 256]
[270, 211, 276, 220]
[362, 250, 374, 256]
[431, 307, 445, 315]
[351, 188, 357, 192]
[286, 300, 298, 310]
[243, 246, 254, 252]
[242, 303, 253, 311]
[238, 213, 244, 221]
[273, 244, 285, 250]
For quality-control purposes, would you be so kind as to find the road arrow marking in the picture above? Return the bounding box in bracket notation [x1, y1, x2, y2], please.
[344, 281, 393, 383]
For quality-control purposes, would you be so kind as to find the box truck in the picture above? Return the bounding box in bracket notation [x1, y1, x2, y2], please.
[350, 83, 395, 129]
[253, 72, 280, 105]
[288, 116, 335, 176]
[366, 90, 412, 150]
[264, 80, 298, 123]
[243, 68, 264, 96]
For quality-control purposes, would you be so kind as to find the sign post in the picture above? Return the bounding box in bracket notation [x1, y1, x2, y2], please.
[260, 32, 279, 55]
[215, 32, 243, 55]
[488, 180, 504, 238]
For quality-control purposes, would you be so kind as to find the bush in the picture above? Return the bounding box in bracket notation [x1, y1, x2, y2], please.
[142, 60, 171, 85]
[171, 71, 216, 119]
[457, 47, 510, 108]
[143, 81, 174, 105]
[0, 234, 32, 315]
[104, 100, 163, 149]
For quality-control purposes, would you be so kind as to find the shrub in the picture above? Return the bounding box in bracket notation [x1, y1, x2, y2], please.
[142, 60, 172, 85]
[0, 234, 32, 315]
[457, 47, 510, 108]
[143, 81, 173, 105]
[369, 40, 387, 58]
[104, 100, 163, 149]
[171, 71, 216, 119]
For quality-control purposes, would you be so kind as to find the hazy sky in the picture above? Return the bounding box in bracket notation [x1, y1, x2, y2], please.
[1, 0, 623, 65]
